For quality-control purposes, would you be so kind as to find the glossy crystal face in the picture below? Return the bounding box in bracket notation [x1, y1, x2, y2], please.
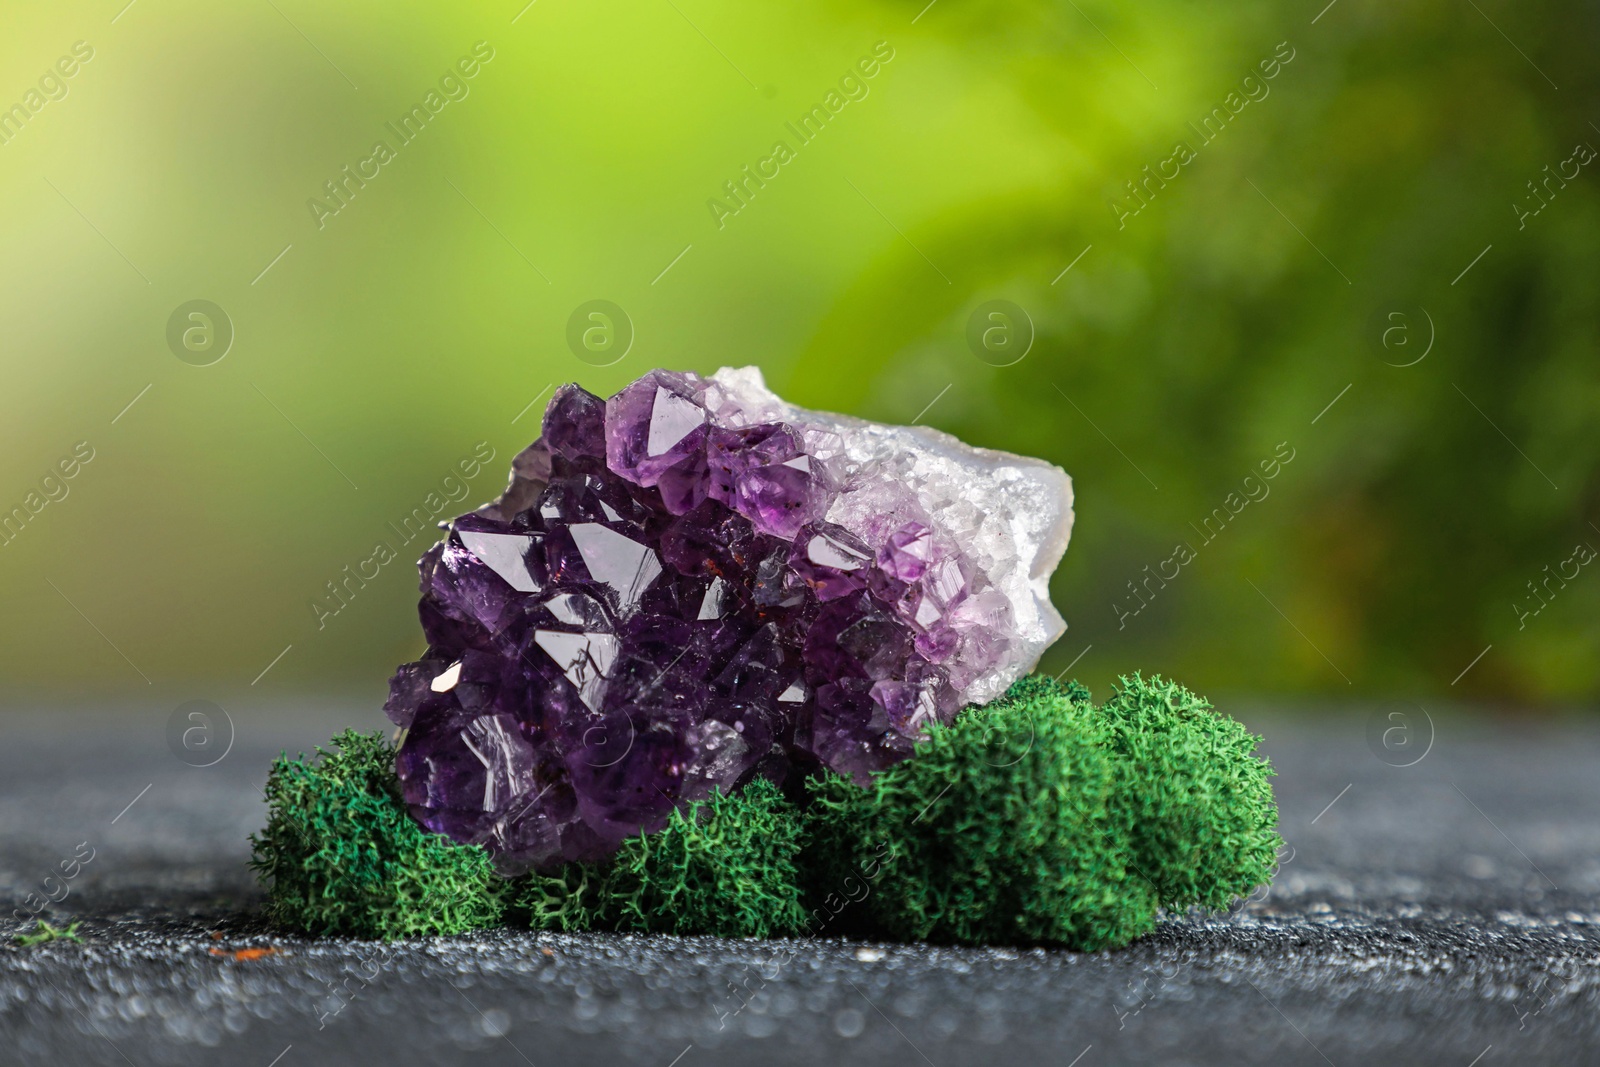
[385, 368, 1072, 874]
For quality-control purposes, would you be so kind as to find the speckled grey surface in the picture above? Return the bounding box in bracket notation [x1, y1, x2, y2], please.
[3, 700, 1599, 1066]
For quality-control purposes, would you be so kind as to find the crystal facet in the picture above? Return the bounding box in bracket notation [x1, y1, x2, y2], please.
[387, 367, 1072, 873]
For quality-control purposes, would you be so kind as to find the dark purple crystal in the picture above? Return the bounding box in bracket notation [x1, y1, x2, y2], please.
[387, 370, 967, 874]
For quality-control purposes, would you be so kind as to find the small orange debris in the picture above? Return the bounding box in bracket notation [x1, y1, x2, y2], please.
[540, 948, 555, 958]
[209, 931, 224, 940]
[209, 947, 279, 961]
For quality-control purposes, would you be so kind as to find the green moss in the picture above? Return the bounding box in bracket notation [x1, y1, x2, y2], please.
[795, 762, 880, 938]
[252, 671, 1280, 945]
[513, 778, 809, 939]
[807, 677, 1160, 949]
[14, 920, 82, 946]
[508, 864, 605, 933]
[249, 730, 505, 939]
[994, 671, 1092, 709]
[1091, 672, 1282, 911]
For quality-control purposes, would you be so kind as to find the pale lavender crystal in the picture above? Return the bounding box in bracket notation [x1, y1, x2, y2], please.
[879, 522, 933, 581]
[387, 369, 1072, 874]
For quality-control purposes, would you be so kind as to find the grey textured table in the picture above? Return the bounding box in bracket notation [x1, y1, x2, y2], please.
[3, 700, 1598, 1065]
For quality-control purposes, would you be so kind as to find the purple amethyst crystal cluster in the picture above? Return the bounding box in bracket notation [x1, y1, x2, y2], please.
[384, 368, 1072, 873]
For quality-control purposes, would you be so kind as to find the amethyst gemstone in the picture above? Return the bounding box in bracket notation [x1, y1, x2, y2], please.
[385, 367, 1073, 874]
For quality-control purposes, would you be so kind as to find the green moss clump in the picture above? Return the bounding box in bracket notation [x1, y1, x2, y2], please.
[808, 677, 1160, 949]
[513, 778, 809, 939]
[1091, 672, 1282, 911]
[250, 730, 505, 939]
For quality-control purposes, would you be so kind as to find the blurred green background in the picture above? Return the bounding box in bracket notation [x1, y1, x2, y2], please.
[1, 0, 1595, 710]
